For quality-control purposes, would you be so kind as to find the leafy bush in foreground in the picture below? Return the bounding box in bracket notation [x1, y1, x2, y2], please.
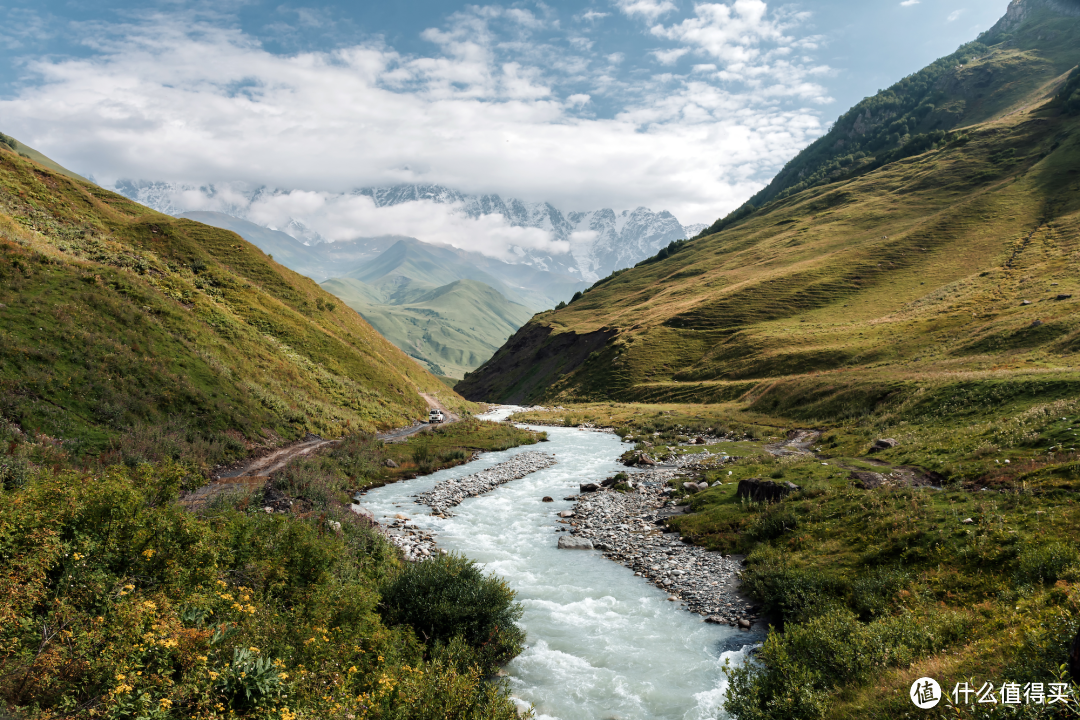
[0, 462, 523, 719]
[380, 554, 526, 669]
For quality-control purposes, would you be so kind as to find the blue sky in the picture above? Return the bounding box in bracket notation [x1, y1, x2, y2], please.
[0, 0, 1010, 249]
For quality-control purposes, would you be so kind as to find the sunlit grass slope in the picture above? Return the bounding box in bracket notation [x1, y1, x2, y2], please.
[324, 278, 535, 379]
[459, 81, 1080, 408]
[0, 144, 471, 461]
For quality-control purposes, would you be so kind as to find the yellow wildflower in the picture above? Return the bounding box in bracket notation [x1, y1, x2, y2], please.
[142, 549, 155, 558]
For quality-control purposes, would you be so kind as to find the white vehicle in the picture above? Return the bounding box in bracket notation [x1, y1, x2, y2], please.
[428, 409, 445, 424]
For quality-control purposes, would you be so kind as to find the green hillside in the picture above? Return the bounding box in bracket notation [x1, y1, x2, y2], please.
[0, 131, 92, 184]
[324, 277, 535, 379]
[458, 4, 1080, 412]
[0, 142, 470, 468]
[700, 0, 1080, 236]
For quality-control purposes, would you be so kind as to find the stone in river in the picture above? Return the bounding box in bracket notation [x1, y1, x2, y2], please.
[738, 618, 752, 629]
[542, 496, 554, 502]
[558, 510, 575, 518]
[558, 536, 594, 550]
[704, 615, 724, 624]
[580, 482, 601, 493]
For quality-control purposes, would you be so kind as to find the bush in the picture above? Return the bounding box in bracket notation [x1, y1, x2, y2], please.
[0, 462, 522, 719]
[725, 608, 971, 720]
[744, 507, 800, 542]
[1015, 542, 1079, 586]
[0, 455, 31, 491]
[740, 551, 847, 624]
[379, 553, 525, 668]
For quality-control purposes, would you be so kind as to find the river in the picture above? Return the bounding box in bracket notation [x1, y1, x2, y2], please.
[359, 408, 752, 720]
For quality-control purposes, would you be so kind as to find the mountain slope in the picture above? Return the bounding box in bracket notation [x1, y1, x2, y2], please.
[0, 142, 468, 461]
[324, 277, 535, 379]
[0, 131, 91, 184]
[699, 0, 1080, 237]
[458, 7, 1080, 409]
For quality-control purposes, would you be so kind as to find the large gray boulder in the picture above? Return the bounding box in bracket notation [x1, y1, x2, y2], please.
[869, 438, 900, 453]
[558, 536, 594, 550]
[736, 478, 799, 503]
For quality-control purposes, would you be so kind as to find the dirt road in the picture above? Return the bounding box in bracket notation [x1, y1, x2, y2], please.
[181, 396, 458, 509]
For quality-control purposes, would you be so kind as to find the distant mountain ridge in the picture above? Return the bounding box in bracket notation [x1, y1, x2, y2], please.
[116, 181, 704, 283]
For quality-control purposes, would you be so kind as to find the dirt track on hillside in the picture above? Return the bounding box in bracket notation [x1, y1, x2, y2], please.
[181, 396, 459, 510]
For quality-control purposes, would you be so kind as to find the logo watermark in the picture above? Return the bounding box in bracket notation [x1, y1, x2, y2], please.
[910, 677, 941, 709]
[910, 678, 1076, 709]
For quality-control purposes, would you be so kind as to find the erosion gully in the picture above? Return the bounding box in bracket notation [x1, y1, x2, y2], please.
[359, 407, 756, 720]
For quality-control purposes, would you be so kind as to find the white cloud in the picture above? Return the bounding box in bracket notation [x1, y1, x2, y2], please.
[652, 47, 691, 65]
[581, 10, 610, 21]
[0, 6, 829, 249]
[900, 0, 919, 6]
[614, 0, 678, 22]
[651, 1, 831, 103]
[947, 9, 964, 22]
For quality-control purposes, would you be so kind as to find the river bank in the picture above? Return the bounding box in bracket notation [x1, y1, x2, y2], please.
[357, 413, 749, 720]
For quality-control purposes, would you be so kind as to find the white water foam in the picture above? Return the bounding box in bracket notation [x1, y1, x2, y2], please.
[360, 407, 751, 719]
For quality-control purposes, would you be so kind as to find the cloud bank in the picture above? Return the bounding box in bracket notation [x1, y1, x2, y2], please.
[0, 2, 833, 251]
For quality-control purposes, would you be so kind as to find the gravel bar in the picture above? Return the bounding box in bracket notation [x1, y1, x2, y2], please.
[416, 451, 558, 515]
[558, 469, 762, 628]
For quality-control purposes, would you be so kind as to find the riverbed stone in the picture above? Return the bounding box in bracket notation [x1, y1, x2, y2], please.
[580, 482, 601, 493]
[542, 496, 554, 502]
[558, 536, 594, 550]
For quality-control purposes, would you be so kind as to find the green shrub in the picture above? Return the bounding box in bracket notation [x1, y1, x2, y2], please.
[0, 455, 30, 491]
[725, 608, 971, 720]
[744, 507, 800, 542]
[379, 554, 525, 669]
[741, 552, 847, 624]
[1015, 542, 1080, 586]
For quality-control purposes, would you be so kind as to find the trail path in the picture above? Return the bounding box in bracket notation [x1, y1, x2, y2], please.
[180, 394, 458, 510]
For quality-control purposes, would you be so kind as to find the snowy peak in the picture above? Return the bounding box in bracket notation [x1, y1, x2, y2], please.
[112, 179, 699, 282]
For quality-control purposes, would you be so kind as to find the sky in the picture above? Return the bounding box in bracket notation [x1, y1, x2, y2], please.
[0, 0, 1011, 253]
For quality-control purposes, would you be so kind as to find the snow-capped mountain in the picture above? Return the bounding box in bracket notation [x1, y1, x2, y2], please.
[114, 180, 705, 282]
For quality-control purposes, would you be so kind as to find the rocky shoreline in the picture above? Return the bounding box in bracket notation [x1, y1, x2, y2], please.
[356, 450, 560, 562]
[556, 469, 762, 629]
[415, 451, 558, 515]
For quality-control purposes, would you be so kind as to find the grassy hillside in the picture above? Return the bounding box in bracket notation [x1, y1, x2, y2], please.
[0, 143, 471, 469]
[325, 277, 535, 379]
[459, 61, 1080, 411]
[0, 131, 92, 184]
[699, 0, 1080, 236]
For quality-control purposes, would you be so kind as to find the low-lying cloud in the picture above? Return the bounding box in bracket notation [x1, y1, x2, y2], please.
[0, 2, 833, 252]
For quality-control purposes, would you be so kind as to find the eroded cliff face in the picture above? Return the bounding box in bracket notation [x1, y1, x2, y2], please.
[455, 323, 616, 404]
[987, 0, 1080, 37]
